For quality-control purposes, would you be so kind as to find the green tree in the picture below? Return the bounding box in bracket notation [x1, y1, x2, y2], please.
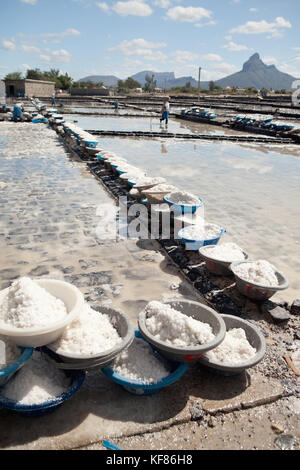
[209, 81, 215, 92]
[26, 68, 46, 80]
[144, 74, 157, 92]
[4, 72, 23, 80]
[124, 77, 141, 89]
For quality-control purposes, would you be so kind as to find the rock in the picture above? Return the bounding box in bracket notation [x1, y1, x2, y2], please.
[190, 403, 206, 421]
[271, 423, 284, 434]
[0, 269, 19, 280]
[29, 266, 49, 277]
[294, 331, 300, 341]
[261, 300, 290, 323]
[274, 434, 295, 450]
[290, 299, 300, 316]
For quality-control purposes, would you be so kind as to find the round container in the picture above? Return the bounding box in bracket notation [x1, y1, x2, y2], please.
[0, 347, 33, 386]
[0, 370, 85, 416]
[178, 226, 226, 252]
[199, 245, 249, 276]
[101, 330, 188, 395]
[164, 195, 204, 214]
[0, 279, 84, 348]
[128, 177, 165, 190]
[138, 299, 226, 363]
[197, 314, 266, 375]
[230, 261, 289, 301]
[82, 139, 98, 148]
[46, 305, 135, 370]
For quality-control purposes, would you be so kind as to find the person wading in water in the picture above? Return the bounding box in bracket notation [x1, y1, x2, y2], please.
[160, 96, 170, 127]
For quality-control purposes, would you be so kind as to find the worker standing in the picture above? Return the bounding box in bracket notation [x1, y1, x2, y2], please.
[160, 96, 170, 127]
[12, 102, 24, 122]
[52, 91, 56, 106]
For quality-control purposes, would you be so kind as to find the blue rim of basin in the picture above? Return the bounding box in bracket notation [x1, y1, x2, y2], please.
[0, 369, 85, 414]
[178, 226, 226, 247]
[101, 329, 188, 393]
[163, 195, 204, 214]
[0, 346, 33, 381]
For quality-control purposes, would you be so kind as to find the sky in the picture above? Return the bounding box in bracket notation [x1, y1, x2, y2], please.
[1, 0, 300, 81]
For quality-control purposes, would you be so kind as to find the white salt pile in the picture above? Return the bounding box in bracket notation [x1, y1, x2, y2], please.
[112, 338, 170, 384]
[2, 351, 70, 405]
[0, 335, 20, 369]
[233, 260, 279, 286]
[50, 304, 122, 355]
[132, 176, 166, 187]
[205, 328, 257, 364]
[143, 301, 215, 347]
[142, 184, 177, 194]
[166, 190, 199, 206]
[205, 242, 246, 262]
[182, 223, 222, 240]
[0, 277, 67, 329]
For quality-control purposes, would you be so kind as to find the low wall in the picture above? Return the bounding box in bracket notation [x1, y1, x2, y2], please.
[70, 88, 111, 96]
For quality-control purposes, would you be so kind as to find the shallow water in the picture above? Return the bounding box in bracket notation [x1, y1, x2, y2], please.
[64, 114, 253, 136]
[97, 136, 300, 302]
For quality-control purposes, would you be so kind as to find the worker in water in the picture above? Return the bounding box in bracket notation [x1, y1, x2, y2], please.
[160, 96, 170, 127]
[114, 100, 119, 110]
[52, 91, 56, 106]
[12, 102, 24, 122]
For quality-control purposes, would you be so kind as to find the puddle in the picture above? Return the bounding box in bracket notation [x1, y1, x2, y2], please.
[95, 136, 300, 302]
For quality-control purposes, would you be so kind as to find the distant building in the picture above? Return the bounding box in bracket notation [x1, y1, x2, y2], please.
[5, 79, 55, 98]
[135, 88, 143, 93]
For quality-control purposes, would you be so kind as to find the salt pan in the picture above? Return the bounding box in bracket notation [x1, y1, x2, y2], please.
[143, 301, 215, 348]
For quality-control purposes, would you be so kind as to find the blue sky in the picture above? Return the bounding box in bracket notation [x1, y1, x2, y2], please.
[1, 0, 300, 81]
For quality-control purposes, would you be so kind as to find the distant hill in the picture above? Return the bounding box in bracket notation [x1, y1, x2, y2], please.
[214, 53, 297, 90]
[77, 54, 298, 91]
[130, 71, 175, 88]
[77, 75, 120, 87]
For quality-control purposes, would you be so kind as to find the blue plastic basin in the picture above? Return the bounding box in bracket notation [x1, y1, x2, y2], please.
[178, 226, 226, 251]
[101, 330, 188, 395]
[0, 347, 33, 387]
[163, 195, 204, 214]
[0, 370, 85, 417]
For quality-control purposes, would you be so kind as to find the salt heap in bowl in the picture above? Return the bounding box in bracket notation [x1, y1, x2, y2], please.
[50, 303, 122, 356]
[0, 277, 67, 329]
[233, 260, 279, 287]
[0, 335, 20, 369]
[205, 242, 246, 262]
[165, 190, 200, 206]
[182, 222, 222, 240]
[1, 350, 70, 405]
[205, 328, 256, 365]
[112, 337, 170, 384]
[143, 301, 215, 348]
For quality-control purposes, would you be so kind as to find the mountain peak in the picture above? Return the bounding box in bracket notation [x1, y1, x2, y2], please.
[242, 53, 265, 72]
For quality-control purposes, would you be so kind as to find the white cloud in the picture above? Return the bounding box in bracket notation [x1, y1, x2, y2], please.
[96, 2, 110, 12]
[201, 53, 222, 62]
[152, 0, 171, 7]
[109, 38, 166, 53]
[171, 50, 200, 64]
[40, 28, 81, 39]
[202, 61, 239, 81]
[166, 6, 212, 23]
[262, 56, 278, 65]
[195, 20, 216, 28]
[112, 1, 153, 16]
[222, 41, 250, 51]
[20, 0, 37, 4]
[20, 45, 41, 53]
[230, 17, 291, 37]
[249, 8, 258, 12]
[1, 40, 16, 51]
[40, 49, 72, 63]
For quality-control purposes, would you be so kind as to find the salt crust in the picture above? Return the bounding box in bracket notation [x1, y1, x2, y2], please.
[233, 259, 279, 286]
